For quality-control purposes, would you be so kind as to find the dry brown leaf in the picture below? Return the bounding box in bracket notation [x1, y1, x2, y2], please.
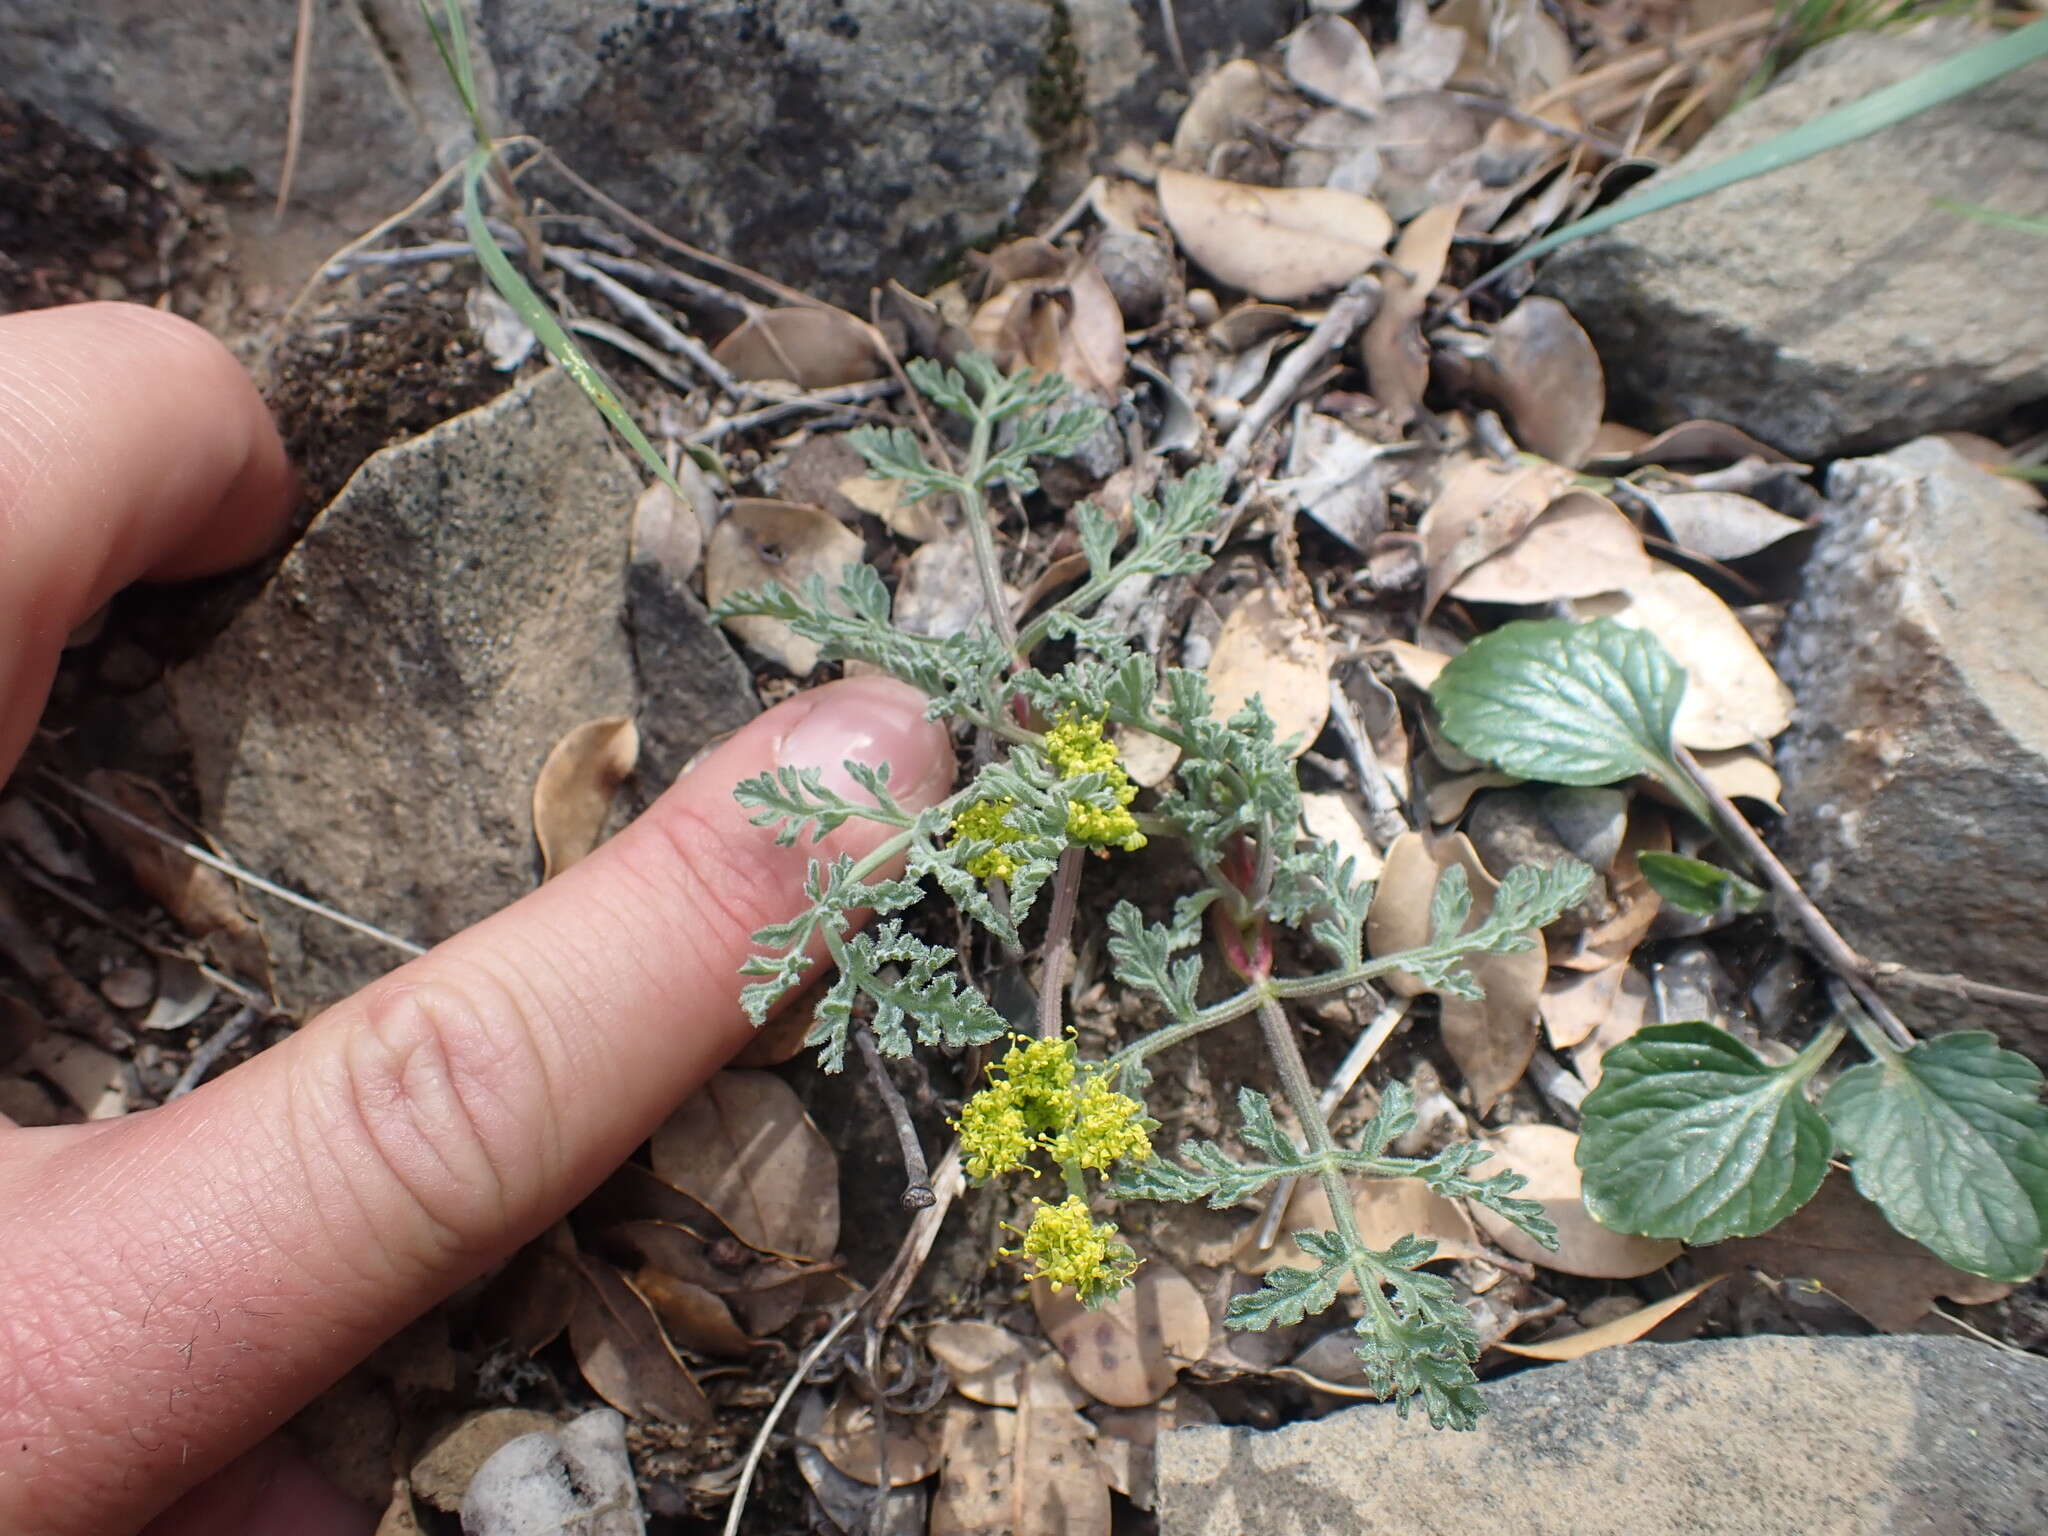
[931, 1406, 1016, 1536]
[1205, 587, 1331, 757]
[704, 499, 866, 674]
[631, 478, 707, 588]
[1372, 638, 1455, 692]
[1382, 0, 1466, 92]
[1089, 175, 1160, 236]
[532, 716, 638, 880]
[1113, 721, 1182, 788]
[139, 956, 215, 1033]
[1588, 418, 1792, 471]
[1541, 960, 1649, 1052]
[650, 1070, 840, 1261]
[1692, 746, 1784, 811]
[812, 1395, 940, 1487]
[631, 1266, 753, 1358]
[969, 252, 1126, 402]
[1171, 58, 1271, 168]
[712, 306, 882, 388]
[1417, 456, 1576, 615]
[1284, 14, 1383, 117]
[1574, 565, 1794, 750]
[926, 1320, 1034, 1407]
[1360, 199, 1462, 428]
[0, 798, 90, 882]
[1470, 1123, 1682, 1278]
[1365, 832, 1544, 1113]
[410, 1408, 559, 1512]
[1557, 808, 1670, 971]
[1467, 297, 1604, 467]
[1494, 1276, 1722, 1360]
[1568, 984, 1648, 1091]
[1299, 793, 1385, 884]
[477, 1241, 580, 1357]
[1692, 1173, 2011, 1331]
[932, 1370, 1111, 1536]
[79, 769, 270, 987]
[1424, 768, 1522, 825]
[837, 471, 950, 542]
[99, 966, 152, 1009]
[1640, 488, 1812, 561]
[1448, 490, 1651, 605]
[1158, 169, 1393, 302]
[568, 1259, 712, 1425]
[1033, 1259, 1210, 1408]
[24, 1033, 126, 1119]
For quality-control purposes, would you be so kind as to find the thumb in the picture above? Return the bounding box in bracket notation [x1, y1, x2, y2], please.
[0, 675, 952, 1536]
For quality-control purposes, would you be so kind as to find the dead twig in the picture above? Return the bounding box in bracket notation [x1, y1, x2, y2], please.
[721, 1300, 862, 1536]
[38, 774, 426, 960]
[167, 1005, 262, 1099]
[1325, 677, 1410, 849]
[276, 0, 316, 219]
[1676, 746, 1914, 1050]
[545, 244, 746, 398]
[855, 1029, 935, 1210]
[685, 379, 900, 444]
[1870, 964, 2048, 1015]
[0, 875, 130, 1052]
[1218, 277, 1381, 492]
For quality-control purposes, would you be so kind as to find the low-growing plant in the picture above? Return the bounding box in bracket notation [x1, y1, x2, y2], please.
[713, 358, 1593, 1430]
[1431, 619, 2048, 1283]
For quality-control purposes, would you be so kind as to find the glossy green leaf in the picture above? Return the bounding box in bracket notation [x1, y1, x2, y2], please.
[1824, 1031, 2048, 1282]
[1430, 619, 1712, 823]
[1579, 1022, 1838, 1244]
[1637, 851, 1768, 917]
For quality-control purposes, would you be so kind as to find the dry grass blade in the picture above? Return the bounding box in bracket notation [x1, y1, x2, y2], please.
[1496, 1276, 1722, 1359]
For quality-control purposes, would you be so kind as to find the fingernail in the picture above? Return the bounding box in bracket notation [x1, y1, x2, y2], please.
[777, 677, 953, 809]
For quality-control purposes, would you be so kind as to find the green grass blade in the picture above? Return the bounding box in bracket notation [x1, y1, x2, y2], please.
[1500, 17, 2048, 273]
[420, 0, 488, 138]
[460, 148, 684, 496]
[1936, 198, 2048, 236]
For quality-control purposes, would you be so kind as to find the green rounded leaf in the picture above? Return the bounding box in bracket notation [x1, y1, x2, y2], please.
[1637, 852, 1767, 917]
[1430, 618, 1685, 788]
[1579, 1022, 1834, 1244]
[1823, 1032, 2048, 1283]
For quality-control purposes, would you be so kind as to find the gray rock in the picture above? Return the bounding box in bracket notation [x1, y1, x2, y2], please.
[1, 0, 438, 235]
[478, 0, 1057, 307]
[168, 369, 641, 1010]
[1774, 436, 2048, 1050]
[1159, 1336, 2048, 1535]
[1539, 23, 2048, 459]
[627, 559, 759, 791]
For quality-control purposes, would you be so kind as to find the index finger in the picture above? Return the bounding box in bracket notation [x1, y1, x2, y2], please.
[0, 302, 293, 773]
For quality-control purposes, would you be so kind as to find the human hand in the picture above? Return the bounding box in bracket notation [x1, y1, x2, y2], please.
[0, 303, 955, 1536]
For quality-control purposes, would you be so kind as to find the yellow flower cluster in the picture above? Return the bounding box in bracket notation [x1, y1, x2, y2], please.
[1011, 1195, 1140, 1305]
[955, 1035, 1151, 1182]
[1044, 711, 1146, 854]
[951, 796, 1024, 883]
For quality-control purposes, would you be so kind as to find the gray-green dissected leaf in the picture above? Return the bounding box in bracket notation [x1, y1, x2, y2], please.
[1824, 1032, 2048, 1283]
[1637, 851, 1767, 917]
[1579, 1022, 1835, 1244]
[1430, 618, 1684, 787]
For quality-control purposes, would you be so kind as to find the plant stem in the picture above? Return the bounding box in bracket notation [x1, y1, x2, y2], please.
[958, 412, 1021, 655]
[1255, 992, 1372, 1271]
[855, 1027, 935, 1208]
[1675, 746, 1915, 1050]
[1036, 847, 1085, 1039]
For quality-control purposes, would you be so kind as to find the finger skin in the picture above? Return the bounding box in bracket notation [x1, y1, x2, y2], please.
[0, 302, 293, 771]
[0, 676, 953, 1534]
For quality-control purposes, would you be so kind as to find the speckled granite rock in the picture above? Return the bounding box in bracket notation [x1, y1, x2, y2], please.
[1539, 23, 2048, 459]
[1158, 1336, 2048, 1535]
[1774, 437, 2048, 1051]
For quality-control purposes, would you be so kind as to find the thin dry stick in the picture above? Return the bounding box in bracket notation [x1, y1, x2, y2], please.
[1218, 277, 1382, 489]
[1523, 9, 1776, 114]
[867, 1144, 966, 1332]
[567, 316, 698, 390]
[722, 1300, 862, 1536]
[1325, 677, 1410, 848]
[1869, 965, 2048, 1014]
[1675, 746, 1913, 1050]
[546, 245, 745, 397]
[0, 876, 130, 1052]
[275, 0, 316, 219]
[1035, 848, 1086, 1039]
[1254, 994, 1412, 1250]
[686, 379, 900, 445]
[39, 775, 426, 959]
[855, 1028, 935, 1209]
[168, 1005, 261, 1099]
